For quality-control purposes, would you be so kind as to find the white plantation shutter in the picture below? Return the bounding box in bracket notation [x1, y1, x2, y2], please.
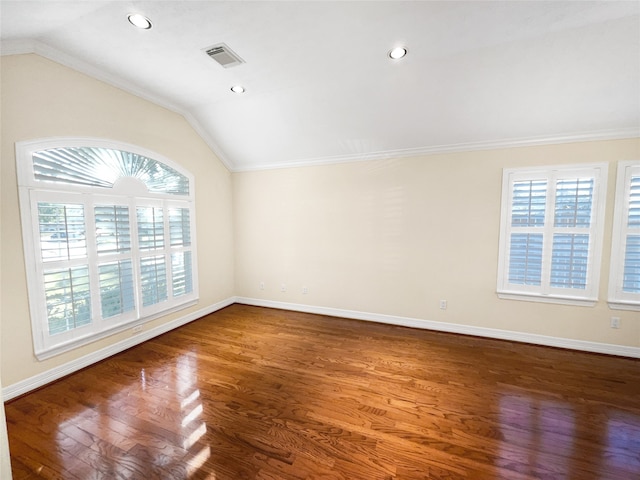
[98, 260, 135, 318]
[550, 178, 594, 290]
[140, 255, 168, 307]
[169, 207, 194, 297]
[509, 233, 544, 286]
[498, 164, 607, 306]
[37, 201, 91, 335]
[609, 162, 640, 310]
[95, 204, 136, 319]
[33, 146, 189, 195]
[624, 174, 640, 293]
[17, 139, 198, 359]
[38, 203, 87, 261]
[507, 180, 547, 286]
[172, 251, 193, 297]
[95, 205, 131, 255]
[137, 206, 165, 251]
[43, 266, 91, 335]
[169, 208, 191, 247]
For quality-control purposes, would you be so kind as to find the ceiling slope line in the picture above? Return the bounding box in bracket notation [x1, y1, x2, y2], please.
[2, 40, 637, 174]
[0, 39, 237, 172]
[233, 128, 640, 172]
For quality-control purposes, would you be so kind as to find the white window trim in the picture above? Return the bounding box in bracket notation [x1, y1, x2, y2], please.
[608, 160, 640, 311]
[16, 138, 199, 360]
[497, 163, 608, 307]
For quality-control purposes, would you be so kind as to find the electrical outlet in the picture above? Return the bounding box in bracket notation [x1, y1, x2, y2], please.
[260, 281, 265, 290]
[132, 325, 143, 334]
[439, 300, 447, 310]
[281, 284, 286, 292]
[302, 286, 308, 294]
[610, 317, 621, 329]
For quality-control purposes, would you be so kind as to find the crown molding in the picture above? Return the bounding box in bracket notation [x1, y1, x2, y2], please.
[181, 111, 235, 171]
[233, 129, 640, 172]
[0, 38, 35, 56]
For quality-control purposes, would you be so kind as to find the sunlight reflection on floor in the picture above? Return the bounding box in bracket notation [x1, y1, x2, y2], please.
[176, 353, 212, 478]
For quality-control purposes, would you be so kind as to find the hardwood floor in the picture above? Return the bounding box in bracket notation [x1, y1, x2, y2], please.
[6, 304, 640, 479]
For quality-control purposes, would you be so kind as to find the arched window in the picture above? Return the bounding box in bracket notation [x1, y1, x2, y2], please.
[16, 139, 198, 359]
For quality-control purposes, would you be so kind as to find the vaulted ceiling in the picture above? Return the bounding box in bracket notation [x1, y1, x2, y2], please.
[2, 1, 639, 171]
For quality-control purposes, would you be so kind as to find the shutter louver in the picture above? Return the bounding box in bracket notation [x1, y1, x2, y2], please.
[549, 178, 594, 290]
[96, 205, 131, 255]
[508, 180, 546, 286]
[509, 234, 543, 286]
[623, 176, 640, 293]
[172, 251, 193, 296]
[99, 260, 135, 318]
[38, 203, 86, 261]
[44, 266, 91, 335]
[137, 207, 165, 250]
[551, 234, 590, 289]
[169, 208, 191, 247]
[33, 147, 189, 195]
[140, 255, 168, 307]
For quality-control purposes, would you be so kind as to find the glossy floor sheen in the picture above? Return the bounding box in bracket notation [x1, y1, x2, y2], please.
[6, 305, 640, 479]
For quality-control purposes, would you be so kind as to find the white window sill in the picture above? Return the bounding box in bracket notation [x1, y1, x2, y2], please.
[35, 298, 198, 361]
[497, 292, 597, 307]
[608, 301, 640, 312]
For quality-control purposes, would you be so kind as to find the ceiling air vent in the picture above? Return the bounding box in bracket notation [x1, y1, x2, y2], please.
[203, 43, 245, 68]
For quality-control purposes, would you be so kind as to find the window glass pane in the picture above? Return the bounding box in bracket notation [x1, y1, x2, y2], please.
[628, 176, 640, 228]
[551, 234, 589, 289]
[623, 235, 640, 293]
[96, 205, 131, 255]
[509, 233, 543, 286]
[38, 203, 86, 261]
[172, 251, 193, 297]
[33, 147, 189, 195]
[169, 208, 191, 247]
[44, 266, 91, 335]
[137, 207, 164, 251]
[511, 181, 547, 227]
[554, 178, 593, 228]
[99, 260, 135, 318]
[140, 255, 168, 307]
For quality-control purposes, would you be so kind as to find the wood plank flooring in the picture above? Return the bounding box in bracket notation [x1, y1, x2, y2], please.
[6, 304, 640, 479]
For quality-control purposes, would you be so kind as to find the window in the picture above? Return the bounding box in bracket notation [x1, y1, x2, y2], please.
[17, 139, 198, 359]
[608, 161, 640, 310]
[497, 163, 607, 306]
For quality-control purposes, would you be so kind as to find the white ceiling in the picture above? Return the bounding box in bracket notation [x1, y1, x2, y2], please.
[1, 1, 639, 171]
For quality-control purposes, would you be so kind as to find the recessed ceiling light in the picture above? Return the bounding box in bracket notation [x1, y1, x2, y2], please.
[128, 13, 152, 30]
[388, 46, 407, 60]
[230, 85, 245, 94]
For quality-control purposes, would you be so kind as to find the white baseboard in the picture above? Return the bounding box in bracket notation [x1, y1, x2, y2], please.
[235, 297, 640, 359]
[5, 296, 638, 401]
[2, 297, 236, 401]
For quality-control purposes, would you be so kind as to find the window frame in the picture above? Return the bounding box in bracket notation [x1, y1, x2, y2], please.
[608, 160, 640, 311]
[497, 163, 608, 306]
[16, 138, 199, 360]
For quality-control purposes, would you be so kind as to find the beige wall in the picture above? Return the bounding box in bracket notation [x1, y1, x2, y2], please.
[233, 139, 639, 347]
[0, 372, 10, 479]
[0, 54, 235, 387]
[1, 53, 638, 396]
